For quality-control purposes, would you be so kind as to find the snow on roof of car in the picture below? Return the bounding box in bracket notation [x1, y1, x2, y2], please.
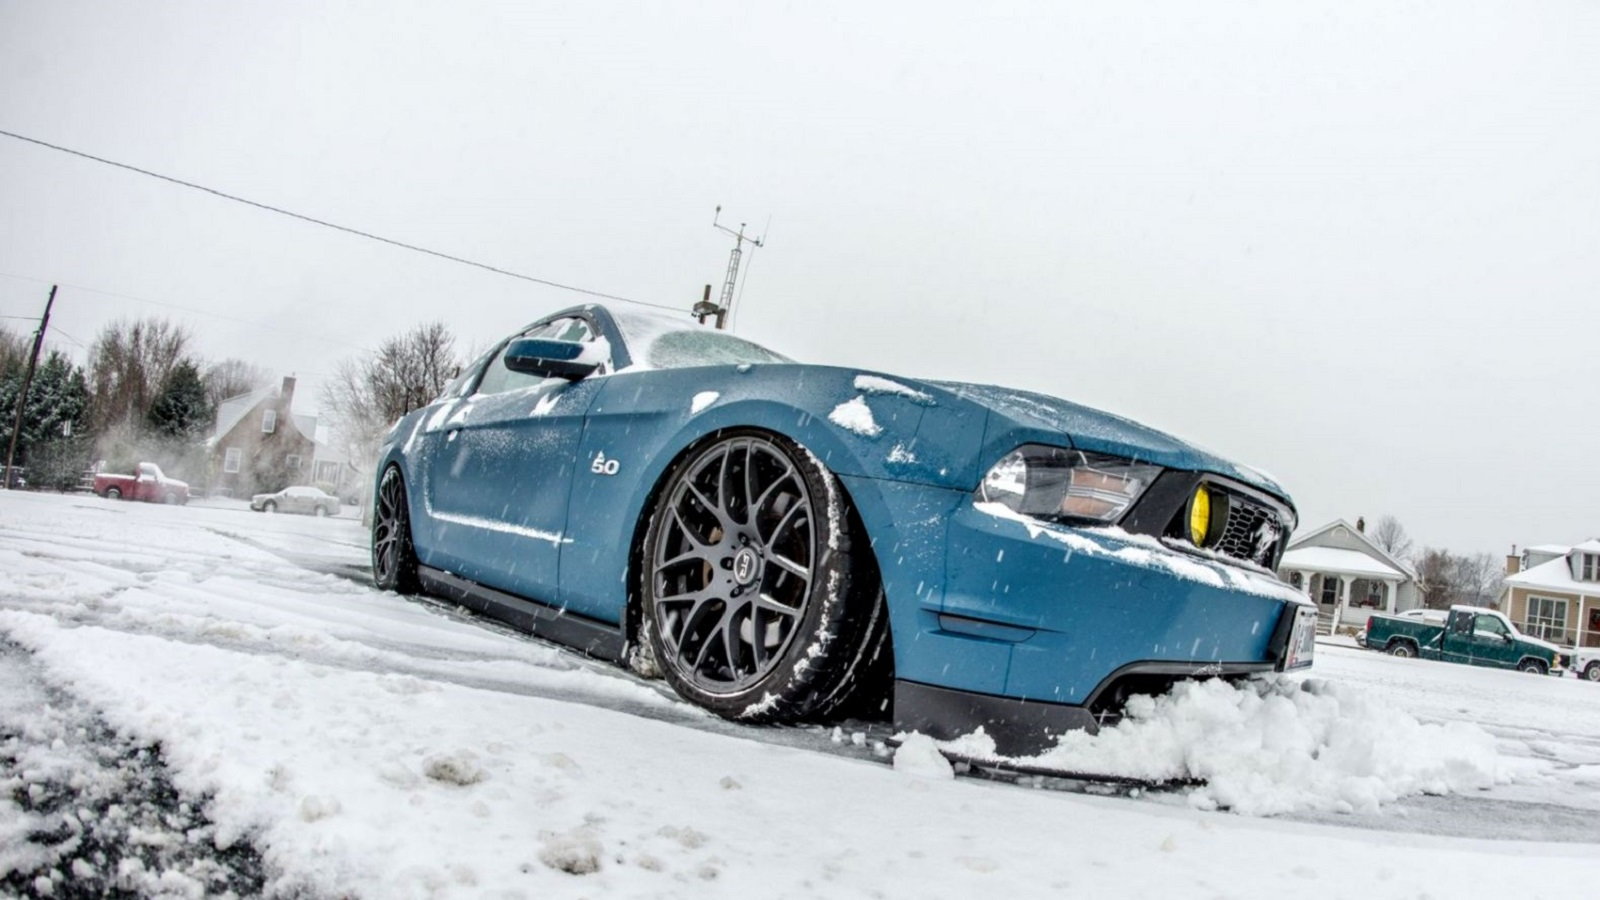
[1279, 546, 1405, 579]
[607, 305, 790, 370]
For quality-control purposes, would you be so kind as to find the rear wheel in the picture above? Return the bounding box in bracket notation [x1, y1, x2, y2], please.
[1517, 658, 1547, 675]
[372, 467, 420, 594]
[1585, 662, 1600, 682]
[641, 432, 885, 722]
[1386, 640, 1416, 658]
[105, 487, 121, 500]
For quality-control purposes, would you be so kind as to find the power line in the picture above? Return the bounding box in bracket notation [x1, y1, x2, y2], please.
[0, 271, 368, 353]
[0, 128, 688, 314]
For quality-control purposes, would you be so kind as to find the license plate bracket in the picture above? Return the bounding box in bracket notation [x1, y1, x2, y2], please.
[1279, 605, 1317, 671]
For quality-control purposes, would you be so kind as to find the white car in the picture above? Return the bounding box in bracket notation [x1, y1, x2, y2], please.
[1570, 646, 1600, 682]
[250, 485, 341, 517]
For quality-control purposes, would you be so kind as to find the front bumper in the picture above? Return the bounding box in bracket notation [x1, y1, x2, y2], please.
[887, 500, 1310, 752]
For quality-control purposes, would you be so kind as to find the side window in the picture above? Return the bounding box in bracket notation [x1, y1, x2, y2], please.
[475, 317, 597, 396]
[1475, 614, 1509, 638]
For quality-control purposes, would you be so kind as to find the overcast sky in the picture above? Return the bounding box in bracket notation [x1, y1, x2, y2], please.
[2, 1, 1597, 557]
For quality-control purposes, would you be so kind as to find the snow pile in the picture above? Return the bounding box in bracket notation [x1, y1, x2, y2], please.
[690, 391, 719, 414]
[827, 396, 882, 437]
[892, 735, 954, 780]
[1022, 677, 1516, 816]
[853, 375, 934, 405]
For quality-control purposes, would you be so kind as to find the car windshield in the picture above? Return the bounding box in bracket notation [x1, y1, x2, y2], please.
[609, 308, 790, 370]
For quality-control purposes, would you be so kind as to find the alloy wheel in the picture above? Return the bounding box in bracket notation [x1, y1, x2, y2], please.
[650, 436, 817, 695]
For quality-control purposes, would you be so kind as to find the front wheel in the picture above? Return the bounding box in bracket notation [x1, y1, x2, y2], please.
[1585, 662, 1600, 682]
[641, 432, 886, 723]
[1386, 640, 1416, 658]
[373, 467, 421, 594]
[262, 500, 277, 513]
[315, 506, 329, 518]
[1517, 658, 1548, 675]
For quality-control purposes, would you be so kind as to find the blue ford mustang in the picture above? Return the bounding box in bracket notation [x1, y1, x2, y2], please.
[373, 304, 1316, 753]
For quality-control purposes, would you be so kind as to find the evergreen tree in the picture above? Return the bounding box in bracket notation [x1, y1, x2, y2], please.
[146, 359, 213, 441]
[0, 350, 91, 471]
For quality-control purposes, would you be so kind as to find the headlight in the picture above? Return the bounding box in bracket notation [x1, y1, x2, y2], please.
[976, 444, 1162, 525]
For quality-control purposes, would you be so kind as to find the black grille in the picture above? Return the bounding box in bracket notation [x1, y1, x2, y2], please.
[1214, 492, 1284, 568]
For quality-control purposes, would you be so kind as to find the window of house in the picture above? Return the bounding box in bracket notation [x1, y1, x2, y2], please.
[286, 454, 301, 470]
[223, 448, 242, 474]
[1288, 572, 1303, 588]
[1364, 581, 1384, 607]
[1526, 596, 1568, 643]
[1581, 554, 1600, 582]
[1319, 575, 1339, 605]
[316, 461, 339, 483]
[262, 409, 277, 433]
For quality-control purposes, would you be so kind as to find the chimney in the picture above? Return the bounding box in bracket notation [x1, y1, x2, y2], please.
[1356, 516, 1366, 533]
[1505, 544, 1520, 576]
[280, 376, 296, 410]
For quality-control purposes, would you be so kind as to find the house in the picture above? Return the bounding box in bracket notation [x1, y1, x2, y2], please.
[208, 376, 316, 497]
[1504, 541, 1600, 648]
[1277, 519, 1420, 634]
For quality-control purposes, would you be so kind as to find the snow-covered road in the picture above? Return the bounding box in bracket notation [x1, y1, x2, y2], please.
[2, 490, 1597, 897]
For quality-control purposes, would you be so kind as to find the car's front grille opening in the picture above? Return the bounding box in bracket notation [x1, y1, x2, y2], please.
[1161, 486, 1287, 571]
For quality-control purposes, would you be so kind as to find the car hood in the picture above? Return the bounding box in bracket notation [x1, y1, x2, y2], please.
[928, 380, 1290, 501]
[1522, 634, 1562, 654]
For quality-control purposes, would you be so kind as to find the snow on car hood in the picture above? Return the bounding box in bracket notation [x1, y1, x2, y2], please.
[930, 380, 1289, 500]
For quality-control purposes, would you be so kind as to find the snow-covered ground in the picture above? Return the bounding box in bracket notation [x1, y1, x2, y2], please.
[2, 490, 1597, 897]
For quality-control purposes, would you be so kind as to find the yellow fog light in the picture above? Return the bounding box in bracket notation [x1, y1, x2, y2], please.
[1188, 485, 1212, 546]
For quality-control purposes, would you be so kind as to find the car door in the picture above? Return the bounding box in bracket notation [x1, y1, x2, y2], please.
[416, 314, 609, 607]
[1467, 613, 1518, 667]
[1439, 610, 1474, 663]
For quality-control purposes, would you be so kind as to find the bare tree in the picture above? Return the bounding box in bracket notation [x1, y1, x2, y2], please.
[203, 358, 272, 408]
[1452, 552, 1505, 609]
[320, 321, 461, 482]
[1369, 515, 1414, 563]
[0, 326, 28, 376]
[87, 317, 194, 433]
[1414, 547, 1455, 609]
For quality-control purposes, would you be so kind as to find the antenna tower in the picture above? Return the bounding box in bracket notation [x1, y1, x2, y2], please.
[695, 205, 764, 329]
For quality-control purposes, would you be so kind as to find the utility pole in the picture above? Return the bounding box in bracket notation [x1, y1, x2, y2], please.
[694, 206, 764, 330]
[4, 285, 56, 490]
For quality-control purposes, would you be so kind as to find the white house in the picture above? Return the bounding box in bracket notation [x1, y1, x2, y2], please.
[1277, 519, 1420, 633]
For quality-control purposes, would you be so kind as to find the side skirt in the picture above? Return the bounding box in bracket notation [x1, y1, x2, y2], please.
[417, 566, 625, 663]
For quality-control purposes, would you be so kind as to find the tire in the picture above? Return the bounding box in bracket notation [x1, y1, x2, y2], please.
[372, 466, 421, 594]
[164, 492, 178, 505]
[315, 506, 329, 518]
[1517, 658, 1547, 675]
[105, 487, 121, 500]
[1385, 640, 1416, 658]
[263, 500, 277, 513]
[641, 431, 886, 723]
[1585, 662, 1600, 682]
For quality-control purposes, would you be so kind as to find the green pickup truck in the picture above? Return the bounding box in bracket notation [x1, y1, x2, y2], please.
[1363, 605, 1564, 675]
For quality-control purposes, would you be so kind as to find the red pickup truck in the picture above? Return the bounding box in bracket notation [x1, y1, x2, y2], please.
[93, 462, 190, 505]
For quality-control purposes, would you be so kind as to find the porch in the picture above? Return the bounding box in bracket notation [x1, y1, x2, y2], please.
[1279, 546, 1406, 635]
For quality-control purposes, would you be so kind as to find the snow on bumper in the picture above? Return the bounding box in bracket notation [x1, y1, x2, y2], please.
[899, 501, 1311, 709]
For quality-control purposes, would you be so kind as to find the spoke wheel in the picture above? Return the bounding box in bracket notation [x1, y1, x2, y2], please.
[642, 431, 888, 721]
[373, 466, 420, 594]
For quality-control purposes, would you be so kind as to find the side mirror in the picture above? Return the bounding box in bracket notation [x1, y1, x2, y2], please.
[503, 338, 599, 382]
[1502, 633, 1514, 644]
